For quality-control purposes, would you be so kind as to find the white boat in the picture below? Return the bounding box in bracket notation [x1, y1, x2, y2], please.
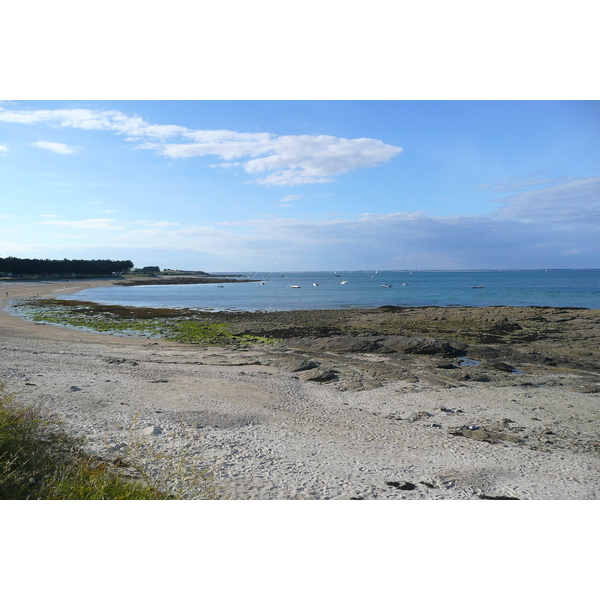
[312, 283, 319, 286]
[259, 282, 266, 285]
[381, 284, 391, 287]
[402, 283, 412, 286]
[341, 280, 348, 284]
[290, 285, 300, 288]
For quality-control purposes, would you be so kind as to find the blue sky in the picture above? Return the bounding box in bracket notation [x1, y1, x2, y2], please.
[1, 100, 599, 271]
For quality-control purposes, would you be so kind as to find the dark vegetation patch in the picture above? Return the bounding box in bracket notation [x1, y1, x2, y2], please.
[13, 301, 600, 372]
[14, 299, 277, 346]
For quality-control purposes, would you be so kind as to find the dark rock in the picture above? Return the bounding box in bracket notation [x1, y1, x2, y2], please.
[324, 337, 387, 353]
[385, 413, 404, 420]
[479, 494, 519, 500]
[289, 358, 320, 372]
[381, 336, 464, 357]
[299, 368, 337, 382]
[575, 384, 600, 394]
[462, 429, 492, 441]
[472, 373, 492, 382]
[105, 357, 138, 366]
[488, 361, 514, 372]
[419, 375, 463, 389]
[67, 386, 81, 392]
[450, 427, 521, 444]
[408, 411, 431, 422]
[386, 481, 416, 490]
[497, 432, 521, 443]
[435, 362, 456, 369]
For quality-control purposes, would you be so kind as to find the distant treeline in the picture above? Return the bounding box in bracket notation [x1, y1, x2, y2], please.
[0, 257, 134, 278]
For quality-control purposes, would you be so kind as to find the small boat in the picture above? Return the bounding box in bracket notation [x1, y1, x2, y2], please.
[470, 286, 483, 289]
[259, 282, 266, 285]
[290, 285, 300, 288]
[341, 280, 348, 285]
[381, 284, 392, 288]
[402, 283, 412, 286]
[312, 283, 319, 286]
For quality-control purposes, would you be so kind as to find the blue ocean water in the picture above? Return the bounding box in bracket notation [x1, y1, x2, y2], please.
[62, 270, 600, 311]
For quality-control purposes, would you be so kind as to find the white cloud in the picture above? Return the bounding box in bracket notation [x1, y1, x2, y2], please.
[491, 177, 600, 224]
[30, 140, 78, 154]
[39, 214, 60, 218]
[134, 220, 181, 227]
[0, 108, 186, 140]
[255, 171, 335, 186]
[156, 134, 402, 186]
[37, 218, 124, 230]
[278, 194, 300, 206]
[1, 107, 402, 186]
[0, 144, 7, 153]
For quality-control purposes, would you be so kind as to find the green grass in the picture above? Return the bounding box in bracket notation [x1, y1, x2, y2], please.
[0, 383, 223, 500]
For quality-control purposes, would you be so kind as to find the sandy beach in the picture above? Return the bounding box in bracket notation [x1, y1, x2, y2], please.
[1, 278, 599, 499]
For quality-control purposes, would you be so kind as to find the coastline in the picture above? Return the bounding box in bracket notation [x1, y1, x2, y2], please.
[1, 278, 599, 499]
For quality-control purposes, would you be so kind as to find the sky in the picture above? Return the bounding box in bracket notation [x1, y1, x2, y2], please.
[1, 100, 599, 271]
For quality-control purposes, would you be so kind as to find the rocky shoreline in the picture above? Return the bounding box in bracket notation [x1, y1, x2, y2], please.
[1, 279, 598, 499]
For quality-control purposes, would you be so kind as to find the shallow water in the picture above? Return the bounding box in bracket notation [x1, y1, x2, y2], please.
[63, 269, 600, 312]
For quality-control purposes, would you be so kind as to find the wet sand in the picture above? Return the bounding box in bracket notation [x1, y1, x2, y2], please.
[1, 278, 599, 499]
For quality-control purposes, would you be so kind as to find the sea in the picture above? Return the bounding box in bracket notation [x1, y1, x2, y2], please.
[61, 270, 600, 312]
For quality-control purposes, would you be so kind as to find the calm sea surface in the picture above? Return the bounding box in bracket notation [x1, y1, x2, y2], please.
[62, 270, 600, 312]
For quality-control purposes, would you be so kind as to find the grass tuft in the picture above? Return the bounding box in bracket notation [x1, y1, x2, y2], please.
[0, 383, 224, 500]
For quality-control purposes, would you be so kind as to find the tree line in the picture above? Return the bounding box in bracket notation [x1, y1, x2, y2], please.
[0, 257, 134, 278]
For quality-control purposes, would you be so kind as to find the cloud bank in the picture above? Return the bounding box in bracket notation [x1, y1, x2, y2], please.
[17, 177, 598, 270]
[0, 107, 401, 186]
[490, 177, 600, 224]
